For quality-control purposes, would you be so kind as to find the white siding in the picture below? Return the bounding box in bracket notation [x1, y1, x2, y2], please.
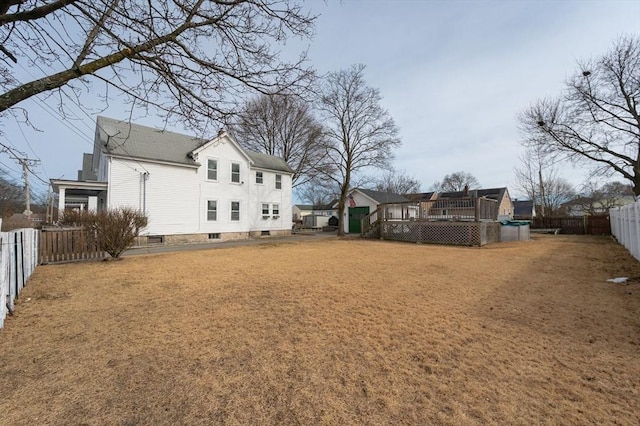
[248, 169, 292, 232]
[104, 135, 293, 238]
[108, 158, 200, 235]
[196, 138, 251, 234]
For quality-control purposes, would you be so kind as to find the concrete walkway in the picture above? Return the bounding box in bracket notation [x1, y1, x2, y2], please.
[123, 231, 345, 256]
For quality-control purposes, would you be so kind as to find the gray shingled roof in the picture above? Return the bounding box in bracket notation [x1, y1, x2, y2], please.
[245, 149, 294, 174]
[439, 187, 507, 201]
[358, 188, 410, 204]
[95, 116, 293, 173]
[96, 116, 204, 166]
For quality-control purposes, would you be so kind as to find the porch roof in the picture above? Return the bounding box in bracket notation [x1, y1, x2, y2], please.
[51, 179, 108, 195]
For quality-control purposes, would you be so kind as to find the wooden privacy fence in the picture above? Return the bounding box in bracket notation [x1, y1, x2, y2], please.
[531, 215, 611, 235]
[40, 228, 106, 264]
[1, 228, 39, 329]
[610, 202, 640, 261]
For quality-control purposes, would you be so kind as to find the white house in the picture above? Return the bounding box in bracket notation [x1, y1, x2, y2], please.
[51, 116, 294, 244]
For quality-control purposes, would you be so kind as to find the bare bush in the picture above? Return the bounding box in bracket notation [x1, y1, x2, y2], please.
[61, 207, 147, 258]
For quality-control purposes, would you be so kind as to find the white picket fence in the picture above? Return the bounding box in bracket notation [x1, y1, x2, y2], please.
[610, 200, 640, 262]
[0, 228, 39, 329]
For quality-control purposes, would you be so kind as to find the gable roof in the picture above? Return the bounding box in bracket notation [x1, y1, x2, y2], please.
[357, 188, 410, 204]
[96, 116, 204, 166]
[95, 116, 293, 173]
[245, 150, 294, 174]
[405, 191, 436, 202]
[439, 187, 508, 202]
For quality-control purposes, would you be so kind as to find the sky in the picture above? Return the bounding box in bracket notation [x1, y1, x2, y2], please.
[1, 0, 639, 199]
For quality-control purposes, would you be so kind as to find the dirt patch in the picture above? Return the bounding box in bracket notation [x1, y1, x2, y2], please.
[1, 235, 639, 424]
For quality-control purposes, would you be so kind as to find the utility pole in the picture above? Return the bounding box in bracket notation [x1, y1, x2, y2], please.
[18, 157, 40, 216]
[1, 142, 41, 217]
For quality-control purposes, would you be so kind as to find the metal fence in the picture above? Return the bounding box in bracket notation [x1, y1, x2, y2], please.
[1, 228, 39, 329]
[610, 201, 640, 261]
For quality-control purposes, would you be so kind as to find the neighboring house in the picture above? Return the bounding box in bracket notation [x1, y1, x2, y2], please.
[292, 200, 338, 221]
[51, 116, 294, 244]
[335, 188, 414, 234]
[513, 200, 536, 220]
[436, 187, 514, 221]
[560, 195, 634, 216]
[292, 205, 313, 221]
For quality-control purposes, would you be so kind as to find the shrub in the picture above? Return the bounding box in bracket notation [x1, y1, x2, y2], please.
[61, 207, 148, 258]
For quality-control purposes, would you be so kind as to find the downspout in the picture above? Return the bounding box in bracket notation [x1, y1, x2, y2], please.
[142, 172, 149, 214]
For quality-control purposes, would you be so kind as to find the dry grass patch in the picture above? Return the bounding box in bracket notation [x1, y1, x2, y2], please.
[1, 235, 639, 425]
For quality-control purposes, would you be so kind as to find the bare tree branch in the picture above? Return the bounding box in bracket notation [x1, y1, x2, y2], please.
[520, 35, 640, 195]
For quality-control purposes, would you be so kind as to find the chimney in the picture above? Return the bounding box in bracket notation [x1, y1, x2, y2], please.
[463, 184, 469, 197]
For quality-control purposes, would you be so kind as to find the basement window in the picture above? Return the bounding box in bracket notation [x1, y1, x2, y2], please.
[147, 235, 164, 244]
[261, 230, 270, 236]
[208, 233, 220, 240]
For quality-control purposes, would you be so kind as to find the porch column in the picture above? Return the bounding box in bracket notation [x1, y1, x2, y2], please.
[88, 196, 98, 212]
[58, 187, 66, 220]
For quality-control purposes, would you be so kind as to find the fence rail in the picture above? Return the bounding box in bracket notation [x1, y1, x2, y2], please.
[40, 228, 106, 264]
[610, 202, 640, 261]
[1, 228, 38, 329]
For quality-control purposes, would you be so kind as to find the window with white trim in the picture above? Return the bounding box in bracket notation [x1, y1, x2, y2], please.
[272, 204, 280, 216]
[275, 174, 282, 189]
[231, 201, 240, 221]
[262, 203, 269, 215]
[207, 159, 218, 181]
[207, 200, 217, 221]
[256, 171, 263, 184]
[231, 162, 240, 183]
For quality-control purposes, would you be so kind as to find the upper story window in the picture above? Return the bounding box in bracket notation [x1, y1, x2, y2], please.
[275, 174, 282, 189]
[256, 171, 263, 184]
[207, 159, 218, 181]
[231, 162, 240, 183]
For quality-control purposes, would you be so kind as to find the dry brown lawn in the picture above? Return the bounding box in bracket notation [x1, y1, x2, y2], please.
[1, 235, 639, 425]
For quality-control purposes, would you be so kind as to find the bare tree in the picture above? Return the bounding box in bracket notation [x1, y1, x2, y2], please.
[0, 168, 22, 217]
[296, 177, 339, 206]
[577, 181, 634, 214]
[317, 64, 401, 235]
[232, 94, 326, 187]
[372, 169, 420, 194]
[431, 171, 480, 192]
[520, 35, 640, 195]
[514, 148, 576, 216]
[0, 1, 315, 132]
